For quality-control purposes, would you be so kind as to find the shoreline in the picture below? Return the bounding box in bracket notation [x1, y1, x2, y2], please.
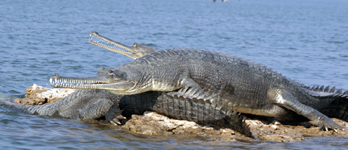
[13, 84, 348, 143]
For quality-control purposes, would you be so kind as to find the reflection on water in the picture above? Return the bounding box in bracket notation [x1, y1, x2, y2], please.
[1, 0, 348, 149]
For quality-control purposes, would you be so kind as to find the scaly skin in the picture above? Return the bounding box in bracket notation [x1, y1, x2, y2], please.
[304, 85, 348, 122]
[0, 32, 251, 136]
[89, 32, 348, 124]
[0, 89, 250, 136]
[51, 48, 348, 131]
[2, 32, 347, 138]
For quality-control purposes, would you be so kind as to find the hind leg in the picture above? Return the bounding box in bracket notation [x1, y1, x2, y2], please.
[269, 88, 344, 131]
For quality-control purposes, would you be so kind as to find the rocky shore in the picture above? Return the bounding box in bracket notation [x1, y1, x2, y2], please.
[14, 84, 348, 143]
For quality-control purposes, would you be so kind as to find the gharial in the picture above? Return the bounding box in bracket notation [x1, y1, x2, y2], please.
[0, 32, 251, 136]
[50, 33, 348, 133]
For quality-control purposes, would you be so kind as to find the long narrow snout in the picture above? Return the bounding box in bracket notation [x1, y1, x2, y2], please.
[50, 74, 110, 89]
[89, 31, 139, 59]
[50, 73, 135, 92]
[89, 31, 158, 59]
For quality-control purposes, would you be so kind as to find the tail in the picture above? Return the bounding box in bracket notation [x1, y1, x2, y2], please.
[0, 94, 33, 113]
[0, 89, 120, 121]
[0, 97, 69, 118]
[223, 112, 251, 137]
[158, 93, 252, 137]
[304, 85, 348, 121]
[320, 95, 348, 121]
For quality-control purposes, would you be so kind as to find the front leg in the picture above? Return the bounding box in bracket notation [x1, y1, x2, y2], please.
[79, 98, 113, 120]
[79, 98, 125, 124]
[105, 105, 126, 125]
[167, 75, 206, 99]
[268, 88, 344, 131]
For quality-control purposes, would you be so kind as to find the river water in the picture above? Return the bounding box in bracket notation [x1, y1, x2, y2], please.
[1, 0, 348, 149]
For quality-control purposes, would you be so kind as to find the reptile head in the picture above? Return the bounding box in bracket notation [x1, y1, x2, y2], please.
[50, 67, 148, 95]
[89, 31, 158, 59]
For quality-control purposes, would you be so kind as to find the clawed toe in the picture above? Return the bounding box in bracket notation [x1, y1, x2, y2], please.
[110, 115, 126, 125]
[316, 116, 344, 132]
[116, 115, 126, 120]
[319, 124, 343, 132]
[110, 120, 120, 125]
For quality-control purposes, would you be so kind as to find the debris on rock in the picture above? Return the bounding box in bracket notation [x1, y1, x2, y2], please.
[120, 111, 252, 141]
[14, 84, 348, 142]
[14, 84, 75, 105]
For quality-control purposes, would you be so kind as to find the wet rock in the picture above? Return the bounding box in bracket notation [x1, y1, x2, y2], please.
[246, 119, 305, 142]
[14, 84, 75, 105]
[121, 111, 251, 142]
[108, 112, 348, 143]
[14, 84, 348, 142]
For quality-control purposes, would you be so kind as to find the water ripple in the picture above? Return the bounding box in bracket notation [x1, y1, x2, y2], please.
[1, 0, 348, 149]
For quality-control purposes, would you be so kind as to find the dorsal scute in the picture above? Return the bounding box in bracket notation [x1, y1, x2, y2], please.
[134, 57, 149, 65]
[159, 49, 174, 59]
[307, 85, 338, 93]
[336, 89, 343, 94]
[343, 91, 348, 95]
[231, 55, 290, 82]
[314, 86, 320, 91]
[329, 86, 336, 93]
[324, 86, 330, 92]
[143, 53, 160, 63]
[309, 86, 315, 90]
[302, 84, 347, 98]
[151, 51, 166, 60]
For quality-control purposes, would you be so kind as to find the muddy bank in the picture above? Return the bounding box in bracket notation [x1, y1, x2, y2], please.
[15, 84, 348, 142]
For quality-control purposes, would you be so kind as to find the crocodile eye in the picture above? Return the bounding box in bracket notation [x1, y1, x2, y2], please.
[133, 42, 138, 47]
[108, 70, 114, 75]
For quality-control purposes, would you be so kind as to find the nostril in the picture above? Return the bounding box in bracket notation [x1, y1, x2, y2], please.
[50, 74, 59, 79]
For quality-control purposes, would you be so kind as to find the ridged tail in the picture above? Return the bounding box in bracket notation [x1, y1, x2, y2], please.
[0, 89, 120, 120]
[321, 96, 348, 121]
[119, 91, 251, 136]
[0, 91, 86, 118]
[305, 85, 348, 121]
[1, 91, 251, 136]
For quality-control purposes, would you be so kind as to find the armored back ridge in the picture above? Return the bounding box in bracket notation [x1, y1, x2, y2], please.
[0, 32, 252, 136]
[0, 89, 250, 136]
[2, 32, 348, 138]
[51, 48, 346, 131]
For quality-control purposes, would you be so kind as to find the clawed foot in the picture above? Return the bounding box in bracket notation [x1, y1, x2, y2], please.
[314, 116, 345, 132]
[105, 105, 126, 125]
[109, 115, 127, 125]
